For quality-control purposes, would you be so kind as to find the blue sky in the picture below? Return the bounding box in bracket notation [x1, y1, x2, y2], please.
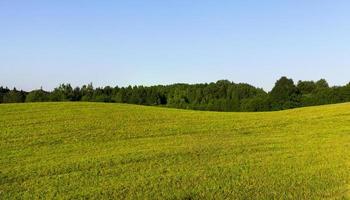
[1, 0, 350, 91]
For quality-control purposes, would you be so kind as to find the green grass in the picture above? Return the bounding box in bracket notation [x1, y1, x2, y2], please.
[0, 102, 349, 199]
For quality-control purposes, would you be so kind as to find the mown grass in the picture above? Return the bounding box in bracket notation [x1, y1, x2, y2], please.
[0, 102, 349, 199]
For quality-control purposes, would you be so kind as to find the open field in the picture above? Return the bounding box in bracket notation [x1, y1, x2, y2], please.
[0, 102, 349, 199]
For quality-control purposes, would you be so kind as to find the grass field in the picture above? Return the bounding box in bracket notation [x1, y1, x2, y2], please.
[0, 102, 349, 199]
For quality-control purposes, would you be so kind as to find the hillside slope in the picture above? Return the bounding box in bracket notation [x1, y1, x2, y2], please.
[0, 102, 349, 199]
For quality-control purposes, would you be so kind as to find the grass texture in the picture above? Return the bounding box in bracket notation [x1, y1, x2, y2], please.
[0, 102, 349, 199]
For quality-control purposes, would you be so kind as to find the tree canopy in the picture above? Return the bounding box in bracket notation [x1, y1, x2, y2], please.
[1, 77, 350, 112]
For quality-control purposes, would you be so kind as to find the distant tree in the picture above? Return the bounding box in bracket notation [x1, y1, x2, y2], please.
[0, 87, 10, 103]
[297, 81, 316, 95]
[3, 88, 26, 103]
[71, 87, 82, 101]
[269, 77, 301, 110]
[309, 79, 332, 105]
[25, 89, 50, 102]
[3, 77, 350, 112]
[81, 83, 94, 101]
[315, 79, 329, 89]
[92, 87, 111, 102]
[240, 95, 270, 111]
[342, 83, 350, 102]
[50, 84, 74, 101]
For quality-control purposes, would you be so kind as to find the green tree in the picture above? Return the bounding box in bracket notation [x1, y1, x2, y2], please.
[3, 88, 26, 103]
[0, 87, 10, 103]
[297, 81, 316, 95]
[81, 83, 94, 101]
[269, 77, 300, 110]
[26, 89, 50, 102]
[50, 84, 74, 101]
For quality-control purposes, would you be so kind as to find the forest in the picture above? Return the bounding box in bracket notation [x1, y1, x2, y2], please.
[1, 76, 350, 112]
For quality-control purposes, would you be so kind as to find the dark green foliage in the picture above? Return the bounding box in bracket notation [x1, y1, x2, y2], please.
[2, 77, 350, 111]
[50, 84, 74, 101]
[0, 87, 10, 103]
[80, 83, 94, 101]
[297, 80, 317, 94]
[25, 89, 50, 102]
[240, 95, 270, 111]
[269, 77, 301, 110]
[2, 88, 26, 103]
[315, 79, 329, 89]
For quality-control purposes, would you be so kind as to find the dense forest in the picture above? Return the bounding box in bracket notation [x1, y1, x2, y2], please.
[1, 76, 350, 112]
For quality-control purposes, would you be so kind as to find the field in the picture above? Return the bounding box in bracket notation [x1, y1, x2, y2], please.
[0, 102, 349, 199]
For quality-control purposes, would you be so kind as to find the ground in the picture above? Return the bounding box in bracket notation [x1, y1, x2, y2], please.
[0, 102, 349, 199]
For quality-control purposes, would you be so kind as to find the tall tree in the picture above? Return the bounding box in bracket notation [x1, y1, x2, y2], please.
[3, 88, 26, 103]
[269, 77, 300, 110]
[26, 89, 50, 102]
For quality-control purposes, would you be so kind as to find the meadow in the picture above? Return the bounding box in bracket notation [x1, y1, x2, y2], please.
[0, 102, 349, 199]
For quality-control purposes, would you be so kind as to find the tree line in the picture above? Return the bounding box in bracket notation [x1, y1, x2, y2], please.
[1, 76, 350, 112]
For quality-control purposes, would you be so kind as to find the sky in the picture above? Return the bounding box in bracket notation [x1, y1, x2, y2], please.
[1, 0, 350, 91]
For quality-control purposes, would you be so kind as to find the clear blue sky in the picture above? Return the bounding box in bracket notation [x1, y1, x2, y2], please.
[1, 0, 350, 91]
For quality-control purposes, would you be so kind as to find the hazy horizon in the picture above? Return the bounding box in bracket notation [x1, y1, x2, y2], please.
[1, 1, 350, 91]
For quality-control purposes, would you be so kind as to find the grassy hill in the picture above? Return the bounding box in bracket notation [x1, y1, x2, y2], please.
[0, 102, 349, 199]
